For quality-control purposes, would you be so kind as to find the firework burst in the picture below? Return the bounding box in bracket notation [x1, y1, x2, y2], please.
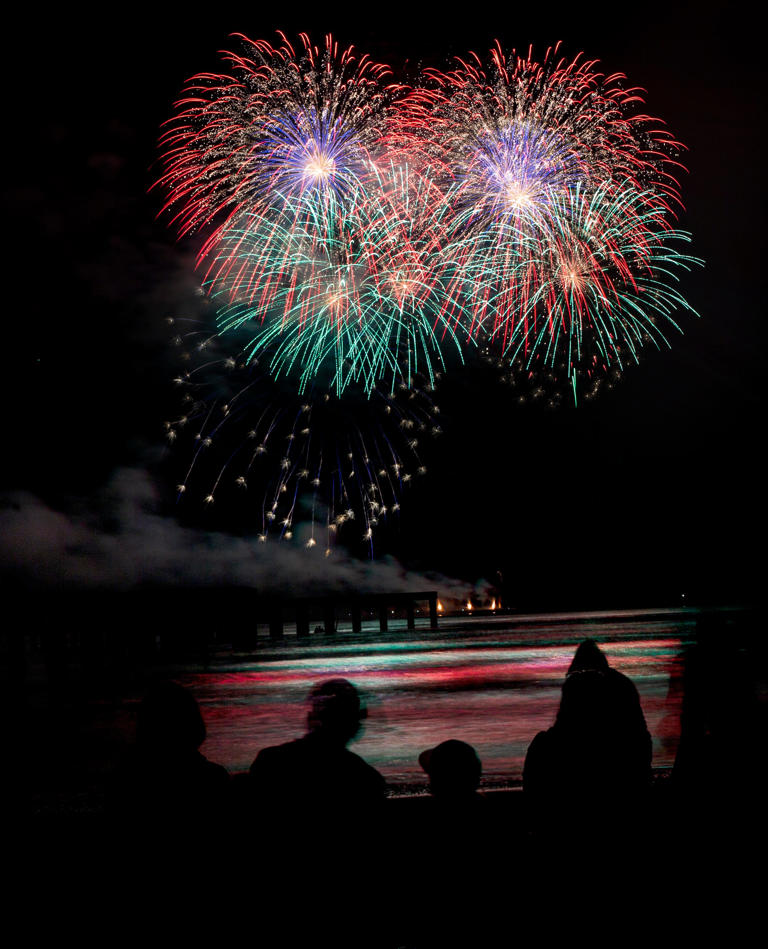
[464, 178, 701, 382]
[393, 40, 699, 383]
[207, 161, 467, 395]
[155, 32, 397, 237]
[156, 33, 469, 395]
[155, 33, 701, 539]
[396, 41, 685, 211]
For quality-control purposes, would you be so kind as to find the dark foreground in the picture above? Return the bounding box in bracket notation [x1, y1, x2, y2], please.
[9, 777, 765, 947]
[4, 606, 766, 943]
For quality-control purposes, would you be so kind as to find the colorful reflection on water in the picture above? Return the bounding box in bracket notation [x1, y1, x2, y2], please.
[180, 610, 697, 788]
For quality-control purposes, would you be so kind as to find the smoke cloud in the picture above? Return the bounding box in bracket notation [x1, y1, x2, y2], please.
[0, 466, 475, 600]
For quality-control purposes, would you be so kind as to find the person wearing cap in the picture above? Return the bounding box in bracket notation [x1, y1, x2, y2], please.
[419, 739, 483, 803]
[403, 740, 489, 943]
[248, 678, 386, 814]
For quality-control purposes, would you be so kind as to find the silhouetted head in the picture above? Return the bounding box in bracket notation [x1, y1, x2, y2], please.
[419, 740, 482, 798]
[568, 639, 610, 675]
[306, 678, 366, 745]
[136, 681, 206, 754]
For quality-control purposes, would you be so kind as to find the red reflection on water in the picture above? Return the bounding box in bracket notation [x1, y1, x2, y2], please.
[185, 628, 688, 785]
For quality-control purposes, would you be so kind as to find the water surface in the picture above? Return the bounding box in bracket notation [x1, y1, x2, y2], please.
[180, 608, 696, 788]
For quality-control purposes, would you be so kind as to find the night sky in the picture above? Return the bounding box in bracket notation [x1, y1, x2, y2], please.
[2, 3, 763, 609]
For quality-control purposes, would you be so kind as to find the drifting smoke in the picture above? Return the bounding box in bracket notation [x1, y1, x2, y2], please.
[0, 466, 477, 601]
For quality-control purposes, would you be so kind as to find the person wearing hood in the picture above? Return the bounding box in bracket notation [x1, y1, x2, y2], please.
[523, 639, 652, 833]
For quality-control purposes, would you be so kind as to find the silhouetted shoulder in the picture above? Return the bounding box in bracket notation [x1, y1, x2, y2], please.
[250, 734, 385, 808]
[194, 753, 231, 787]
[608, 667, 644, 704]
[522, 729, 557, 795]
[250, 739, 303, 772]
[524, 666, 652, 814]
[109, 681, 231, 823]
[247, 678, 386, 820]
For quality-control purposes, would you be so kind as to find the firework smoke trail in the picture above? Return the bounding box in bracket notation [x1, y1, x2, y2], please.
[394, 41, 700, 384]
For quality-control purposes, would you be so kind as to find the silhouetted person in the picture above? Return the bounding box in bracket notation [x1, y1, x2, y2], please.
[569, 638, 651, 739]
[569, 637, 610, 673]
[419, 739, 482, 803]
[248, 678, 386, 815]
[524, 641, 652, 838]
[403, 741, 514, 945]
[110, 680, 229, 825]
[417, 739, 486, 858]
[243, 680, 390, 943]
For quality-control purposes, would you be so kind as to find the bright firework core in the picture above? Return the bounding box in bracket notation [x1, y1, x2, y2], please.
[502, 176, 536, 210]
[303, 148, 336, 185]
[472, 122, 581, 219]
[560, 260, 585, 291]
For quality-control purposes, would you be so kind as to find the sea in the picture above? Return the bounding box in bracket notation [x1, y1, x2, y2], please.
[173, 607, 706, 791]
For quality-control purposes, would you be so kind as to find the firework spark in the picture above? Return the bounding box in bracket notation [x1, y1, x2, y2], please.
[165, 323, 439, 549]
[155, 32, 396, 237]
[155, 34, 701, 538]
[394, 40, 699, 379]
[207, 161, 467, 394]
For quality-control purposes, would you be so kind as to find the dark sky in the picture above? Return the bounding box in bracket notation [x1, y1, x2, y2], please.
[1, 3, 764, 608]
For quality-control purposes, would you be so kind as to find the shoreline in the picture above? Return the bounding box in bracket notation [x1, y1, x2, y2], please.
[26, 769, 677, 816]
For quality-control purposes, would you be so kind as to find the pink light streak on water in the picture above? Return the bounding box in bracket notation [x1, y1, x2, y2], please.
[179, 616, 691, 788]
